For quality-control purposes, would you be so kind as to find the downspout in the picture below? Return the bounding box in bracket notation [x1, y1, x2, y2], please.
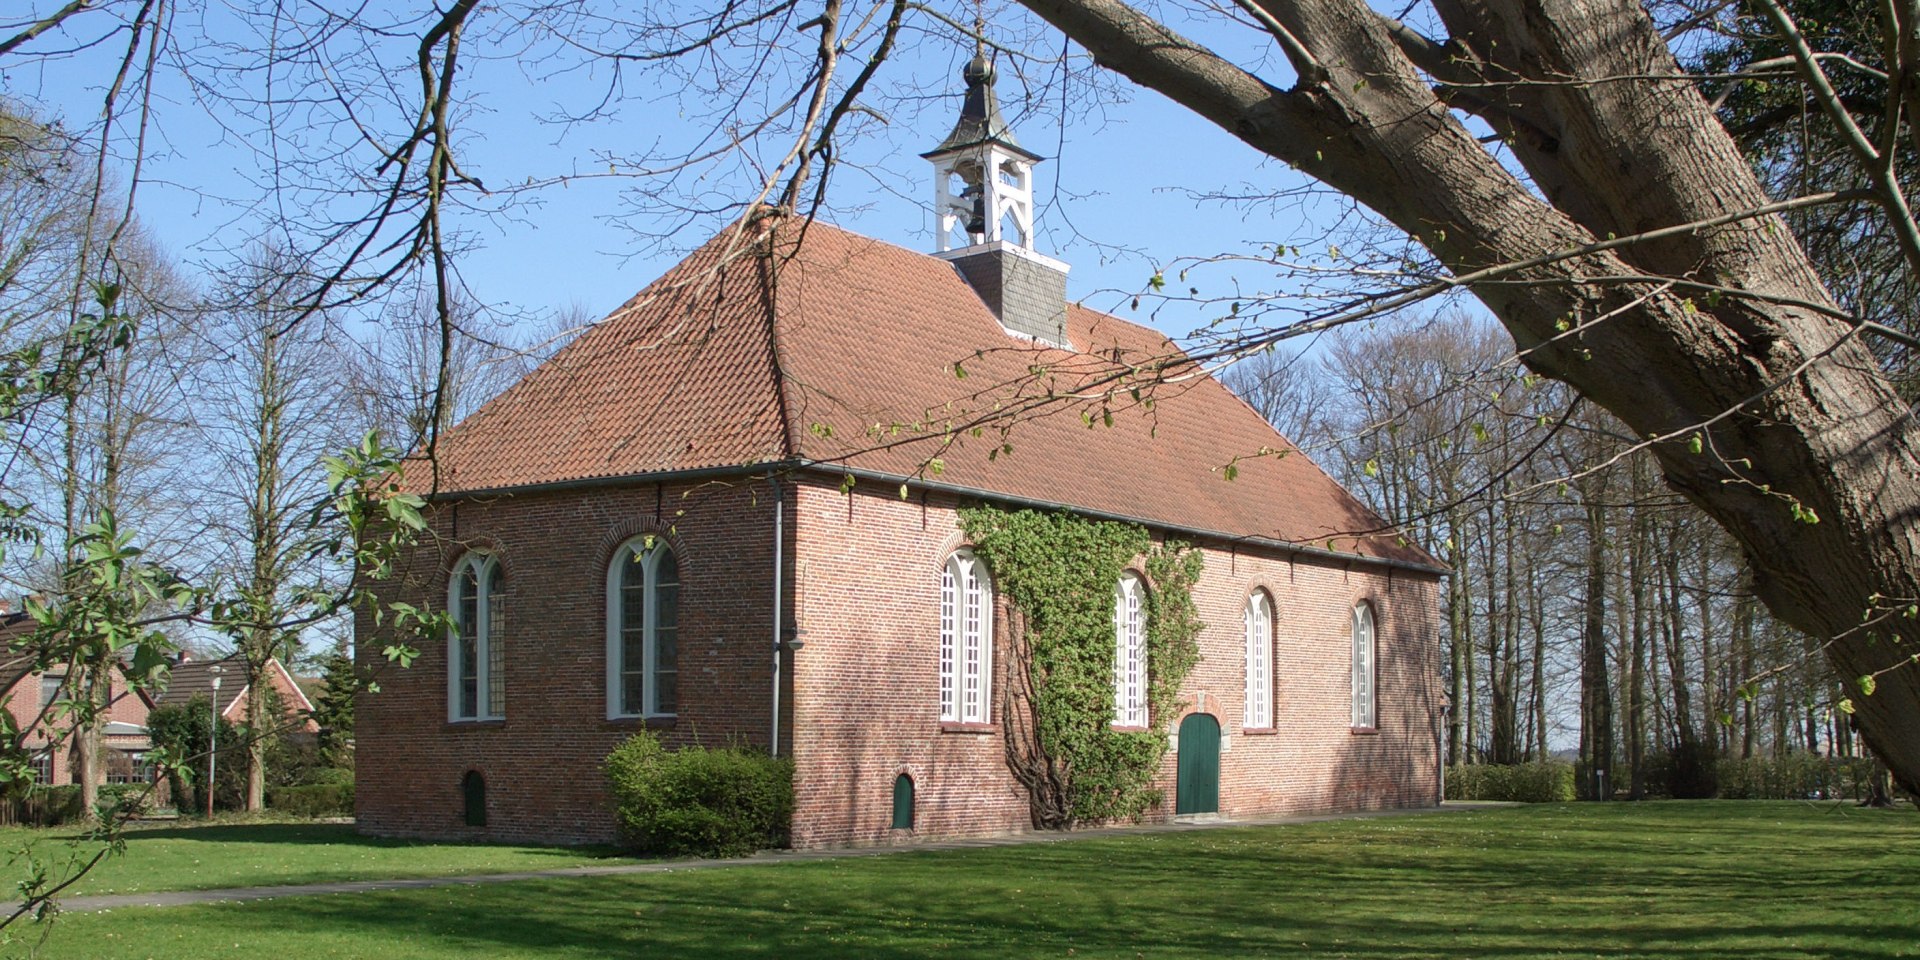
[770, 471, 784, 757]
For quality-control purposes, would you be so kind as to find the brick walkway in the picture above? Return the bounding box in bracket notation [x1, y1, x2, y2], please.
[54, 803, 1498, 913]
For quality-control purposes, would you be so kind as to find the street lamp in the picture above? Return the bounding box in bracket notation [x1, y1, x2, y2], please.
[207, 666, 224, 819]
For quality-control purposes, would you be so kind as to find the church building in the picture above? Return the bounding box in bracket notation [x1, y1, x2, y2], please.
[353, 53, 1446, 848]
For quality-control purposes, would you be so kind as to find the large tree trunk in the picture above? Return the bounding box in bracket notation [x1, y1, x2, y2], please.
[1022, 0, 1920, 797]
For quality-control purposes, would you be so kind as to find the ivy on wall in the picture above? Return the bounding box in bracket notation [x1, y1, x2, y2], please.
[959, 505, 1204, 828]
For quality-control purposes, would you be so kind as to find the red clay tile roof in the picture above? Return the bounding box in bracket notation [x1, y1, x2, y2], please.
[408, 217, 1439, 569]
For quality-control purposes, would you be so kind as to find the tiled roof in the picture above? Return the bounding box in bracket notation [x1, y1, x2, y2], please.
[408, 217, 1440, 569]
[153, 656, 246, 714]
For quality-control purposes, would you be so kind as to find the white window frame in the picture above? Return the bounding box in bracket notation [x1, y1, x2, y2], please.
[606, 537, 680, 719]
[1244, 592, 1273, 729]
[1113, 573, 1147, 728]
[939, 550, 994, 724]
[1351, 602, 1377, 730]
[447, 552, 504, 722]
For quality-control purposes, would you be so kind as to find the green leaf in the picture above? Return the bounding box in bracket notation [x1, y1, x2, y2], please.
[1858, 674, 1877, 696]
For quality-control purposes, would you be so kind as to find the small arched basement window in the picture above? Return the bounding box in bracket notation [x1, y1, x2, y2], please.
[462, 770, 487, 827]
[891, 773, 915, 830]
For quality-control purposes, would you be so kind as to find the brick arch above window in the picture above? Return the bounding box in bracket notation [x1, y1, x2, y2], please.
[594, 521, 691, 575]
[440, 537, 511, 580]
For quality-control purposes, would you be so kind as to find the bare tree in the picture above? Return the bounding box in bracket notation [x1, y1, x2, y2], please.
[196, 245, 356, 811]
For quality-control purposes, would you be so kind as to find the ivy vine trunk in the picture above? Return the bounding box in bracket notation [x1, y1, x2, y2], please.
[961, 506, 1202, 827]
[1020, 0, 1920, 796]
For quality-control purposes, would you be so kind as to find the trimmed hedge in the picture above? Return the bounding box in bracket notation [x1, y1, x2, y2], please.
[604, 732, 793, 858]
[266, 781, 355, 817]
[1445, 762, 1575, 803]
[1716, 755, 1878, 801]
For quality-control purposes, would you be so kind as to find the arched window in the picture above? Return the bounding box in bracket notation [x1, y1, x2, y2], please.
[1351, 602, 1377, 729]
[1244, 592, 1273, 729]
[607, 537, 680, 718]
[1113, 572, 1147, 728]
[939, 550, 993, 724]
[448, 553, 504, 721]
[891, 773, 915, 830]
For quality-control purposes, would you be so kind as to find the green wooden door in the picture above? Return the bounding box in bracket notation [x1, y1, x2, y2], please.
[1176, 713, 1220, 815]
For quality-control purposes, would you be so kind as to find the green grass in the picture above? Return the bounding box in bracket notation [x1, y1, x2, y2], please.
[0, 821, 620, 897]
[24, 801, 1920, 959]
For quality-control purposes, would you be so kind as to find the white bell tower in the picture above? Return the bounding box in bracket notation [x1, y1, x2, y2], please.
[922, 53, 1043, 253]
[922, 47, 1071, 348]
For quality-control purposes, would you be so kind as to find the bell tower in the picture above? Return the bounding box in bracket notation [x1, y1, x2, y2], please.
[923, 49, 1071, 347]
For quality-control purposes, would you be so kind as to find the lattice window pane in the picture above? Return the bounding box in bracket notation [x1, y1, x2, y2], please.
[939, 560, 958, 722]
[456, 564, 479, 719]
[485, 561, 506, 717]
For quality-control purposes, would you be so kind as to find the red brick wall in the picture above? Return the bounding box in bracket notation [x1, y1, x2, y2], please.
[787, 476, 1442, 847]
[6, 666, 154, 786]
[355, 478, 783, 845]
[356, 472, 1441, 849]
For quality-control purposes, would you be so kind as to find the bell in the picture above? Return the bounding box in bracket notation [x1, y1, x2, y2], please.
[965, 190, 987, 236]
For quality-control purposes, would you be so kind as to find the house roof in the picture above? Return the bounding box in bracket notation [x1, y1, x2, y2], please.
[153, 656, 246, 715]
[405, 216, 1441, 570]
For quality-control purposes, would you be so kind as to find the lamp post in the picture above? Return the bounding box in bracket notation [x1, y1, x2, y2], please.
[207, 666, 223, 819]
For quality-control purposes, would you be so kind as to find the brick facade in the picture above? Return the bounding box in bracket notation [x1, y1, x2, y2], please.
[356, 469, 1442, 848]
[356, 477, 785, 845]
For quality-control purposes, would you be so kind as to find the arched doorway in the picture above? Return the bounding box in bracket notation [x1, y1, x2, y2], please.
[1176, 713, 1221, 815]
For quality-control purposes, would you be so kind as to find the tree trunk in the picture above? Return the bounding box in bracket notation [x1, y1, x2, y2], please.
[1022, 0, 1920, 797]
[1629, 495, 1650, 799]
[1580, 499, 1615, 799]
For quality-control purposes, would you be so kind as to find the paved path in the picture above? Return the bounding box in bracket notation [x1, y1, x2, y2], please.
[54, 803, 1501, 913]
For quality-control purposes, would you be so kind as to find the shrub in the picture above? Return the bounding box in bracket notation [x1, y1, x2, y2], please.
[1664, 739, 1720, 799]
[604, 732, 793, 858]
[1445, 762, 1574, 803]
[97, 783, 155, 818]
[266, 781, 355, 817]
[2, 785, 86, 827]
[1716, 754, 1877, 800]
[146, 696, 247, 815]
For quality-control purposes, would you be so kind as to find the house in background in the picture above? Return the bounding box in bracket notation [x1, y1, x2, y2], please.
[355, 55, 1447, 848]
[2, 612, 321, 794]
[0, 609, 158, 788]
[153, 653, 320, 738]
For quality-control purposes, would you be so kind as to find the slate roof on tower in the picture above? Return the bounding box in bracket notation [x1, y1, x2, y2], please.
[404, 215, 1440, 569]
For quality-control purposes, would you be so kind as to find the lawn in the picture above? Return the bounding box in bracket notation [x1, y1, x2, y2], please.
[25, 801, 1920, 959]
[0, 821, 620, 897]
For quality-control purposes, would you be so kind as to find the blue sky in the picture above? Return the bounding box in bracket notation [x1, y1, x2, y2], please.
[2, 3, 1355, 347]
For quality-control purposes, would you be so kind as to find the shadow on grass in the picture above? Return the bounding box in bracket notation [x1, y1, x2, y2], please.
[92, 822, 625, 858]
[91, 802, 1920, 960]
[24, 821, 629, 867]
